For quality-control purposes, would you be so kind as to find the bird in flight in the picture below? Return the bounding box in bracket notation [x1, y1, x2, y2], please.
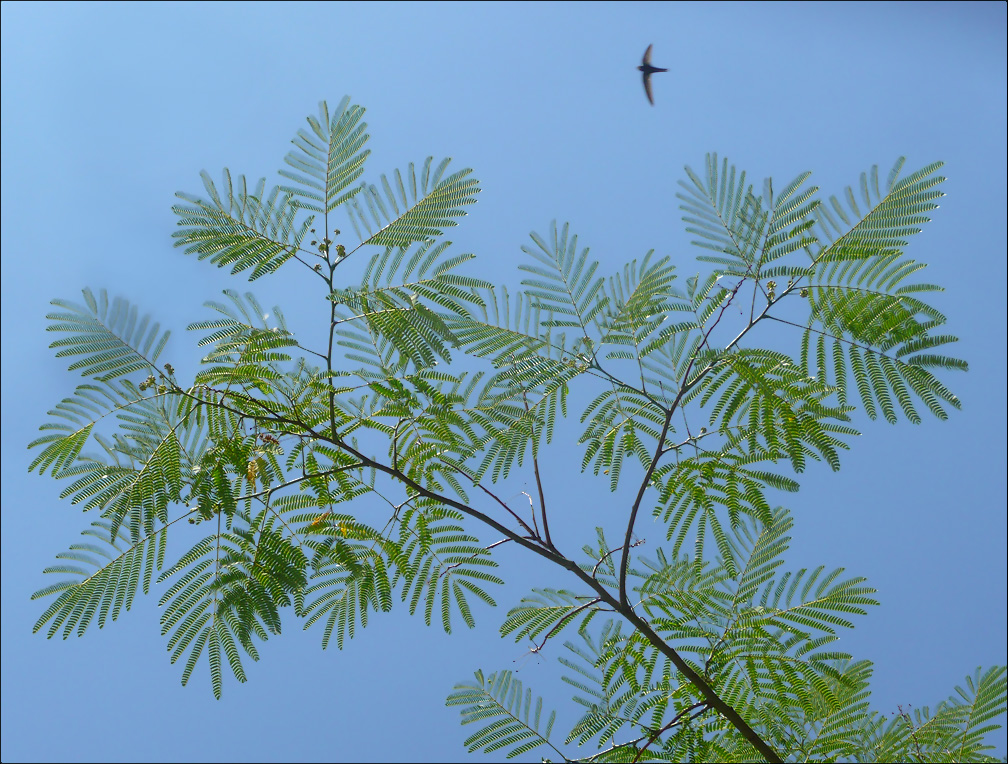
[638, 44, 668, 106]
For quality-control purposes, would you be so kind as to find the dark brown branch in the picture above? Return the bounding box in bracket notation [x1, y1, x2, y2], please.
[592, 537, 645, 578]
[446, 463, 540, 539]
[529, 597, 601, 653]
[631, 701, 708, 764]
[618, 409, 673, 607]
[618, 273, 756, 612]
[512, 355, 555, 548]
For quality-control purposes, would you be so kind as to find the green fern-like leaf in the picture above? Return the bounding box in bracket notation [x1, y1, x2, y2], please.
[44, 287, 170, 381]
[500, 588, 600, 644]
[394, 508, 503, 633]
[29, 378, 194, 545]
[701, 349, 857, 473]
[158, 511, 306, 697]
[447, 669, 558, 759]
[300, 527, 396, 650]
[345, 156, 480, 249]
[866, 666, 1008, 762]
[580, 387, 667, 491]
[331, 240, 488, 374]
[677, 154, 769, 275]
[173, 169, 310, 280]
[189, 289, 299, 392]
[596, 250, 681, 353]
[32, 518, 167, 638]
[560, 621, 702, 752]
[446, 284, 586, 480]
[654, 435, 800, 574]
[279, 96, 370, 214]
[801, 159, 965, 424]
[520, 220, 607, 331]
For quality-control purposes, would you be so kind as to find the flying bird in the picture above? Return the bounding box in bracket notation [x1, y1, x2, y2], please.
[638, 44, 668, 106]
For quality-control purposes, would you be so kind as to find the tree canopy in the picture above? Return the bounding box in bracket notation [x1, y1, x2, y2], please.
[29, 97, 1006, 762]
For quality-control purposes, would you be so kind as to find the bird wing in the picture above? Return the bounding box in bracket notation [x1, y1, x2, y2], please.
[642, 43, 653, 65]
[643, 72, 655, 105]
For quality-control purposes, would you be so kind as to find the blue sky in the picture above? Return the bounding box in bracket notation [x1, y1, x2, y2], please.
[2, 2, 1005, 761]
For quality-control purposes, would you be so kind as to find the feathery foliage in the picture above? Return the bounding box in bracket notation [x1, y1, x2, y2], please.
[447, 669, 559, 759]
[28, 99, 1003, 761]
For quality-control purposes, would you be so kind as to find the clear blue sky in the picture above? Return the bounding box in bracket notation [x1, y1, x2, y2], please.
[2, 2, 1005, 761]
